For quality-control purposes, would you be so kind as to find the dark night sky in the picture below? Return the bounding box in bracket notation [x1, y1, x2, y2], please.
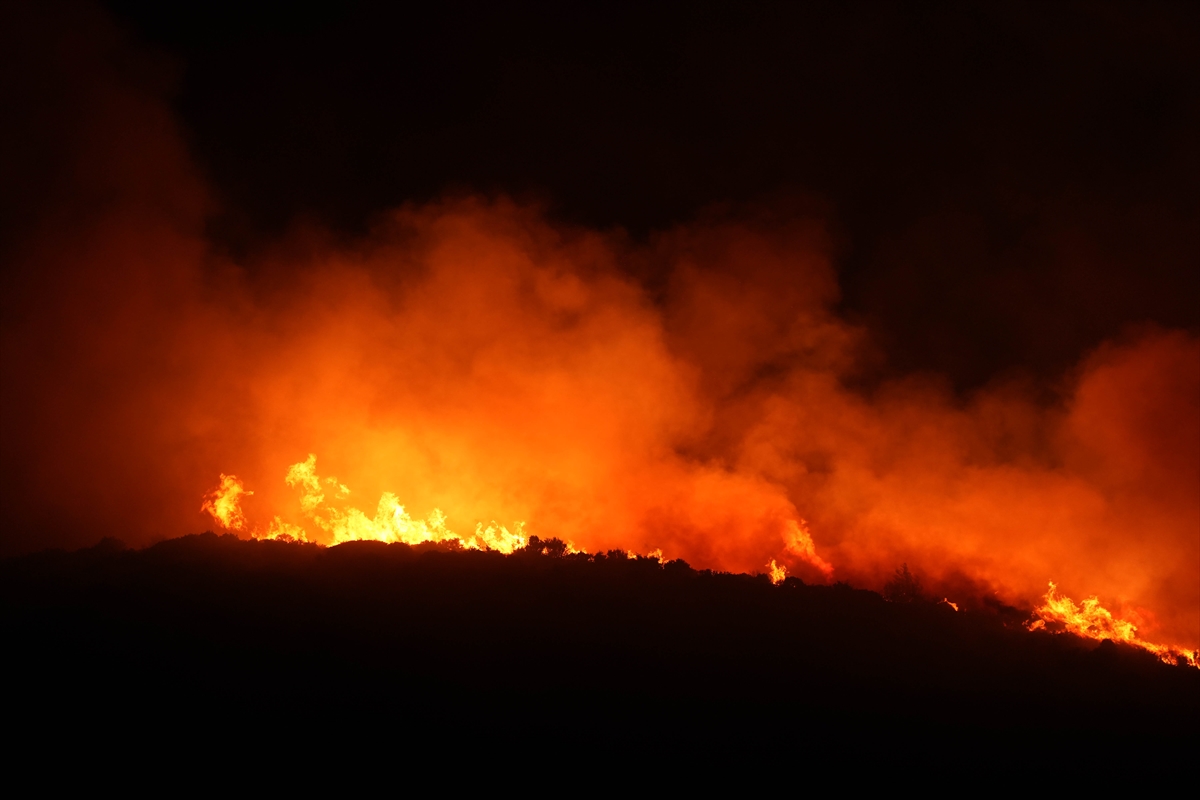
[11, 0, 1200, 387]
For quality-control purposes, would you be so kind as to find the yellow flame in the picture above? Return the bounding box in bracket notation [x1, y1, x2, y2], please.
[203, 469, 1193, 670]
[1029, 581, 1196, 668]
[275, 454, 527, 553]
[199, 460, 833, 569]
[784, 519, 834, 579]
[200, 474, 252, 531]
[263, 516, 308, 542]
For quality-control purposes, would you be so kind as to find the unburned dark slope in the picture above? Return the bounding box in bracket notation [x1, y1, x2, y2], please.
[3, 534, 1197, 755]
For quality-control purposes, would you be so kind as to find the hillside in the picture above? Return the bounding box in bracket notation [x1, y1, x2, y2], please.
[4, 533, 1196, 756]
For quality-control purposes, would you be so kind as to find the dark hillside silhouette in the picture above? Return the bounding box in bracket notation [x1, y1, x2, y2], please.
[3, 534, 1197, 758]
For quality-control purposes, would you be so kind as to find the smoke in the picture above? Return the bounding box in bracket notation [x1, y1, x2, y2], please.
[733, 326, 1198, 646]
[2, 4, 1196, 648]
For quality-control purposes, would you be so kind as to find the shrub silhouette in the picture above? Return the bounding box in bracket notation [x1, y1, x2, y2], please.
[524, 535, 568, 557]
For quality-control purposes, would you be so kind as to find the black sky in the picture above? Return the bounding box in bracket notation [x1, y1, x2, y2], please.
[15, 0, 1200, 388]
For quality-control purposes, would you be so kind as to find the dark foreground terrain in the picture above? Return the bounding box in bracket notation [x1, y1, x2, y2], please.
[3, 533, 1197, 761]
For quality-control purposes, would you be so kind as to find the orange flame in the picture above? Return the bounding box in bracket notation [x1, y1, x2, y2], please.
[5, 39, 1195, 652]
[200, 475, 252, 531]
[783, 520, 833, 580]
[262, 516, 308, 543]
[5, 12, 1197, 663]
[1029, 582, 1197, 668]
[264, 454, 528, 553]
[206, 464, 1200, 667]
[202, 473, 309, 541]
[208, 455, 838, 571]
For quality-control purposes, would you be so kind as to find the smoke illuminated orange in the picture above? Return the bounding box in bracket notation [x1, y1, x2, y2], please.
[3, 17, 1198, 663]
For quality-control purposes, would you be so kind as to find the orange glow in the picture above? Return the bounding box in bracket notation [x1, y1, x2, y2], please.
[17, 192, 1197, 656]
[263, 516, 308, 543]
[783, 520, 833, 580]
[942, 599, 959, 611]
[271, 453, 527, 552]
[200, 475, 251, 532]
[1029, 582, 1197, 667]
[4, 24, 1197, 660]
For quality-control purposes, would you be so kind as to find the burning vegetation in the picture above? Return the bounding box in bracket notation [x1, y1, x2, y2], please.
[8, 144, 1197, 658]
[200, 462, 1197, 668]
[1030, 582, 1196, 668]
[7, 175, 1197, 656]
[3, 2, 1198, 687]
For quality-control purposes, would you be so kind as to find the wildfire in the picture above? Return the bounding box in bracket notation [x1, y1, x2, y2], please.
[202, 454, 528, 553]
[200, 475, 252, 532]
[200, 457, 836, 573]
[1029, 582, 1197, 668]
[200, 465, 1197, 665]
[783, 520, 833, 580]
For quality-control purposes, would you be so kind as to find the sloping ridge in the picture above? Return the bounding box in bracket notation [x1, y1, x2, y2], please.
[3, 533, 1196, 749]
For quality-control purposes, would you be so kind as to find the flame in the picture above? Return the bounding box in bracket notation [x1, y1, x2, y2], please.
[268, 454, 528, 553]
[783, 520, 833, 580]
[263, 516, 308, 543]
[206, 461, 1200, 664]
[202, 473, 309, 541]
[4, 25, 1195, 652]
[1029, 582, 1197, 667]
[200, 474, 252, 531]
[209, 455, 831, 568]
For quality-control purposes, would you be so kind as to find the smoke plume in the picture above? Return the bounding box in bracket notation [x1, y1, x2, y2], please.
[2, 4, 1196, 649]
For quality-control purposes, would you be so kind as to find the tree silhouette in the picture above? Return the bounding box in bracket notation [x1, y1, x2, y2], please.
[883, 563, 924, 603]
